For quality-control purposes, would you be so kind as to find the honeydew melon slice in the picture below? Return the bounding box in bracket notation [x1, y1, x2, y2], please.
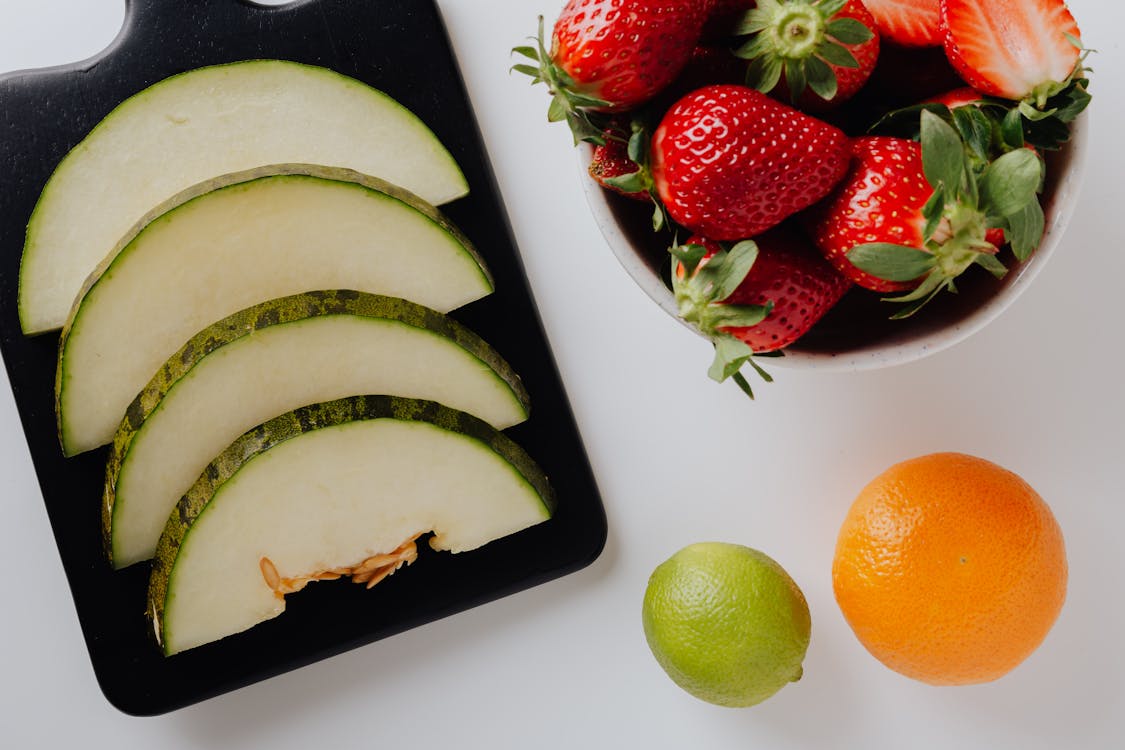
[146, 395, 555, 655]
[20, 59, 469, 335]
[104, 290, 530, 569]
[56, 166, 492, 456]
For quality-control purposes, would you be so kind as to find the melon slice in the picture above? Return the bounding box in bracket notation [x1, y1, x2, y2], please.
[104, 290, 530, 569]
[20, 59, 469, 335]
[146, 395, 555, 656]
[56, 167, 492, 456]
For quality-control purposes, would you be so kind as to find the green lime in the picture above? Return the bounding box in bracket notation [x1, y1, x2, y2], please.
[642, 542, 811, 707]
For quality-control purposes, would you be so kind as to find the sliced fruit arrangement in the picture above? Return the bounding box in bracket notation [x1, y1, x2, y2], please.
[56, 165, 492, 456]
[16, 61, 558, 657]
[147, 395, 555, 656]
[19, 59, 468, 335]
[104, 290, 531, 570]
[519, 0, 1091, 396]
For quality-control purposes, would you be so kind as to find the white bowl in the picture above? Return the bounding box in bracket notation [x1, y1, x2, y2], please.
[579, 114, 1089, 371]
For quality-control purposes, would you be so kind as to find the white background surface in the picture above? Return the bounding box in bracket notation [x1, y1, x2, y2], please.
[1, 1, 1122, 747]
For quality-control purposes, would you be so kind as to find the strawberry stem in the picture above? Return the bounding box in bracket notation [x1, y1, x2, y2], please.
[773, 6, 825, 59]
[849, 111, 1048, 318]
[671, 241, 774, 401]
[512, 17, 611, 145]
[735, 0, 871, 103]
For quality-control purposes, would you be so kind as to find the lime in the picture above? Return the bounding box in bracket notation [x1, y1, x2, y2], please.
[642, 542, 811, 707]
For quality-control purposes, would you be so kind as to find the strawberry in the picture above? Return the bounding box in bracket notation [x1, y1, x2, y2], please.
[940, 0, 1085, 108]
[676, 229, 851, 352]
[733, 0, 879, 108]
[650, 85, 851, 241]
[588, 123, 650, 201]
[811, 112, 1045, 317]
[924, 86, 985, 110]
[862, 0, 942, 47]
[512, 2, 712, 142]
[812, 137, 932, 293]
[671, 226, 851, 396]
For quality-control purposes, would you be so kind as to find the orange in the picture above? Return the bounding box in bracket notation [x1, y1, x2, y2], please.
[831, 452, 1067, 686]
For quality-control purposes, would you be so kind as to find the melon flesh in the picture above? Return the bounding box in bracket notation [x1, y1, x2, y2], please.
[107, 292, 530, 569]
[57, 171, 492, 456]
[148, 398, 553, 655]
[20, 59, 468, 335]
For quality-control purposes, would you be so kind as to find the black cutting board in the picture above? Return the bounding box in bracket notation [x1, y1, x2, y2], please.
[0, 0, 606, 716]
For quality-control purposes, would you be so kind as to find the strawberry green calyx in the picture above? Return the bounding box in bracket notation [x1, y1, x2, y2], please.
[1023, 54, 1086, 113]
[734, 0, 874, 103]
[1016, 67, 1092, 145]
[866, 96, 1059, 269]
[874, 76, 1091, 154]
[511, 17, 611, 145]
[1015, 35, 1092, 115]
[670, 240, 774, 399]
[598, 117, 670, 232]
[849, 111, 1044, 318]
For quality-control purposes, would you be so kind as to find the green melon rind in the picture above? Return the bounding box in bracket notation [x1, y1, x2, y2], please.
[19, 59, 470, 335]
[101, 289, 531, 564]
[146, 395, 555, 653]
[64, 164, 491, 336]
[55, 168, 493, 456]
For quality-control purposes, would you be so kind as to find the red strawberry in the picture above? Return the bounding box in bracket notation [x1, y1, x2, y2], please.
[812, 137, 933, 293]
[862, 0, 942, 47]
[670, 226, 851, 396]
[650, 85, 851, 241]
[811, 113, 1045, 316]
[513, 2, 711, 142]
[940, 0, 1084, 106]
[676, 228, 851, 352]
[924, 86, 985, 110]
[588, 123, 650, 201]
[734, 0, 880, 109]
